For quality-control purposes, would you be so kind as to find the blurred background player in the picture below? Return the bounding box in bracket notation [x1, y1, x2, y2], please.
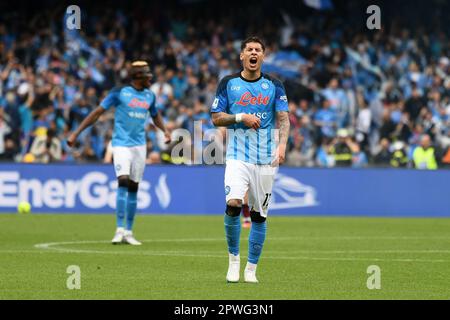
[211, 36, 290, 283]
[67, 61, 171, 245]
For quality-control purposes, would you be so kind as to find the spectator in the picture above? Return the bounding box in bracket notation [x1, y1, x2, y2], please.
[0, 107, 11, 159]
[355, 95, 371, 152]
[147, 151, 162, 164]
[314, 99, 337, 142]
[373, 138, 391, 167]
[29, 128, 62, 163]
[286, 136, 314, 167]
[390, 141, 409, 168]
[0, 2, 448, 169]
[379, 109, 396, 141]
[412, 134, 438, 170]
[329, 129, 359, 167]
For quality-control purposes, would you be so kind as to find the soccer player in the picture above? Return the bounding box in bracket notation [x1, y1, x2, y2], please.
[67, 61, 170, 245]
[211, 36, 290, 283]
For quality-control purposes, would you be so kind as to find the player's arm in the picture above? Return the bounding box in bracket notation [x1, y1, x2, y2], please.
[210, 77, 260, 129]
[211, 112, 260, 129]
[67, 88, 120, 147]
[67, 106, 106, 147]
[273, 79, 290, 166]
[152, 112, 171, 144]
[276, 111, 290, 164]
[149, 94, 171, 144]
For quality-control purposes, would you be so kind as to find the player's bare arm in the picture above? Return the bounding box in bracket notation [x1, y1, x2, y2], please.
[275, 111, 290, 165]
[152, 112, 171, 144]
[67, 106, 106, 147]
[211, 112, 261, 130]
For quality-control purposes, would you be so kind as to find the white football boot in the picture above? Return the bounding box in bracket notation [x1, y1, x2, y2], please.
[226, 253, 240, 283]
[111, 227, 125, 244]
[122, 230, 142, 245]
[244, 262, 259, 283]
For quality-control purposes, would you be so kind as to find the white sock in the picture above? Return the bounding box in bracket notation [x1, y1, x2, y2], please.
[246, 262, 257, 271]
[229, 253, 240, 262]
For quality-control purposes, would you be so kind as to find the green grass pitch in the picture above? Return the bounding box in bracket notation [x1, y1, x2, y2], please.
[1, 214, 450, 299]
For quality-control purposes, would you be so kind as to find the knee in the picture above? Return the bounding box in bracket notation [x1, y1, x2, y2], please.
[128, 181, 139, 193]
[250, 211, 266, 223]
[118, 176, 129, 188]
[225, 199, 242, 217]
[227, 199, 242, 208]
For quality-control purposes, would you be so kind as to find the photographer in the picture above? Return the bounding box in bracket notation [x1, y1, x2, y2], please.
[330, 129, 359, 167]
[29, 128, 62, 163]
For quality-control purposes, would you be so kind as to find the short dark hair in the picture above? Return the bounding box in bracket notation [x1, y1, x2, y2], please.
[130, 60, 152, 79]
[241, 36, 265, 52]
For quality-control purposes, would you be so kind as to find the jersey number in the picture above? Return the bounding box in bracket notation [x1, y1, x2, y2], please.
[262, 193, 272, 210]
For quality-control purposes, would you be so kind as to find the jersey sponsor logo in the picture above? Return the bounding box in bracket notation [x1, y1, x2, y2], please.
[280, 95, 288, 102]
[230, 86, 241, 91]
[128, 98, 150, 109]
[236, 92, 270, 106]
[128, 111, 147, 119]
[122, 92, 132, 97]
[250, 112, 268, 120]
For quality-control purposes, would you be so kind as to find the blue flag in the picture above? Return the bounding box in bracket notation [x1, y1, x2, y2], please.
[303, 0, 333, 10]
[262, 51, 306, 79]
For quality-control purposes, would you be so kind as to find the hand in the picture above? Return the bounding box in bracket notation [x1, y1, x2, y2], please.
[67, 132, 77, 148]
[271, 144, 286, 167]
[164, 130, 172, 144]
[242, 114, 261, 130]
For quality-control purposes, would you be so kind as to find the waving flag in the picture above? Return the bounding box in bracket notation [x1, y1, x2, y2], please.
[345, 47, 384, 79]
[303, 0, 333, 10]
[262, 51, 306, 79]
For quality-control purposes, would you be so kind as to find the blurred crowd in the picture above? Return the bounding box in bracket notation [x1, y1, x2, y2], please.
[0, 1, 449, 168]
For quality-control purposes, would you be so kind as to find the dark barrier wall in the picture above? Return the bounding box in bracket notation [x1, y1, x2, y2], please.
[0, 164, 449, 216]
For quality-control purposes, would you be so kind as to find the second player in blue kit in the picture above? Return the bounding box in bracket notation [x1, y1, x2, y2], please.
[67, 61, 171, 245]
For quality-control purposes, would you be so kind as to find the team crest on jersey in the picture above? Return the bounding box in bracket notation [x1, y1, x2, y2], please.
[225, 185, 231, 195]
[261, 82, 269, 90]
[115, 164, 122, 171]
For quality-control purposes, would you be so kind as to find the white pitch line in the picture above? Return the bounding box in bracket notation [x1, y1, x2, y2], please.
[31, 239, 450, 263]
[269, 250, 450, 254]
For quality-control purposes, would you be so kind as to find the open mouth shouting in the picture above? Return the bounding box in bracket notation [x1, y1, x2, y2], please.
[249, 56, 258, 68]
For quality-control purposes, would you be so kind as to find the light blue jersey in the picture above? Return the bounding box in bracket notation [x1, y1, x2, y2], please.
[100, 86, 157, 147]
[211, 73, 288, 164]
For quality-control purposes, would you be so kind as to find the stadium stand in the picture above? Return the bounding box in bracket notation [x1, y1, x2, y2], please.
[0, 0, 448, 168]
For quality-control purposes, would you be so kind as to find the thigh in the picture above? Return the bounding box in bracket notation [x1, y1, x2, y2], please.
[112, 146, 132, 178]
[130, 145, 147, 183]
[224, 160, 250, 203]
[248, 165, 277, 218]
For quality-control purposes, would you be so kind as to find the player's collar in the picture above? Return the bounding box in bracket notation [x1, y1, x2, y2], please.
[130, 83, 146, 92]
[239, 71, 262, 83]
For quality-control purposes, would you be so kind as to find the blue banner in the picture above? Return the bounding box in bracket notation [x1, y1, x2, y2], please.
[0, 164, 449, 216]
[262, 51, 306, 79]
